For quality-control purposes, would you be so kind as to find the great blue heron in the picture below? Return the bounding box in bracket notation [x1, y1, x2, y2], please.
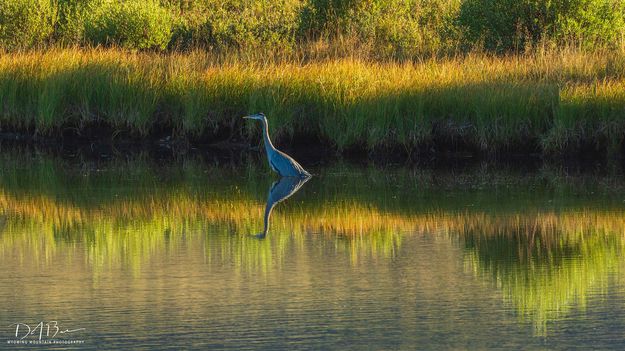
[243, 113, 311, 178]
[255, 176, 309, 238]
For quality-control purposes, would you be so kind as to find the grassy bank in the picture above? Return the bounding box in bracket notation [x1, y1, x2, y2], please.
[2, 48, 625, 155]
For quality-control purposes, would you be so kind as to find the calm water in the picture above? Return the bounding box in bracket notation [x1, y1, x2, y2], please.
[2, 152, 625, 349]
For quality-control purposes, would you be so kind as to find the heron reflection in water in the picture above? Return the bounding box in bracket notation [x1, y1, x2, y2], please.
[255, 176, 309, 239]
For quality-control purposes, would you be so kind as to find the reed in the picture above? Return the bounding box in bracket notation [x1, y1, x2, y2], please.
[3, 48, 625, 154]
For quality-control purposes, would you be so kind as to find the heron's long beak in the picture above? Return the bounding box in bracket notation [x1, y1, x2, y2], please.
[242, 115, 252, 119]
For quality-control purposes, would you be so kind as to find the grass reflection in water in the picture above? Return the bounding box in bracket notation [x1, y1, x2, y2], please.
[0, 152, 624, 334]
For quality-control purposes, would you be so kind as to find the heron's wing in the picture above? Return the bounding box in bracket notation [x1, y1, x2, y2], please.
[274, 150, 310, 177]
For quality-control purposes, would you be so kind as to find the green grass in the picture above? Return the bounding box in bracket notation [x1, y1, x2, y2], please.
[2, 48, 625, 154]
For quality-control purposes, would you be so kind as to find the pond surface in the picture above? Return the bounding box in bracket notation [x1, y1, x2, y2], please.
[1, 152, 625, 349]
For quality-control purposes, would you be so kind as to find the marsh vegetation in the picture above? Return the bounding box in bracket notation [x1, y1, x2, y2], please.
[1, 1, 625, 155]
[2, 49, 625, 155]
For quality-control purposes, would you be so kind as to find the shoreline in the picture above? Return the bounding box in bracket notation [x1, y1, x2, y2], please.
[0, 129, 615, 171]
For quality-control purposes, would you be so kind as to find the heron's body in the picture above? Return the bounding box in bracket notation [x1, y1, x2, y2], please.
[244, 113, 311, 178]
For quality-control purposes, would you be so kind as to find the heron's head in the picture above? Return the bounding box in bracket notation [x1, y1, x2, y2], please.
[242, 112, 266, 121]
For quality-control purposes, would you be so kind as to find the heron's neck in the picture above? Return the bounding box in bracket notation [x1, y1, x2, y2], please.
[260, 118, 276, 154]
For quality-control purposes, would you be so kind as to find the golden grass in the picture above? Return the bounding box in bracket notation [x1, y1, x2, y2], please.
[2, 48, 625, 153]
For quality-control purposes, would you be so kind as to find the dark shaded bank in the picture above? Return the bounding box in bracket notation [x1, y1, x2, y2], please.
[0, 121, 615, 165]
[0, 135, 617, 177]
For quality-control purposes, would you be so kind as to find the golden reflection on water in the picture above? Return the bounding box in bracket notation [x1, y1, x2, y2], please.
[1, 156, 625, 337]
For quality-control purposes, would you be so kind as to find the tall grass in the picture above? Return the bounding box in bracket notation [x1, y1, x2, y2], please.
[2, 48, 625, 154]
